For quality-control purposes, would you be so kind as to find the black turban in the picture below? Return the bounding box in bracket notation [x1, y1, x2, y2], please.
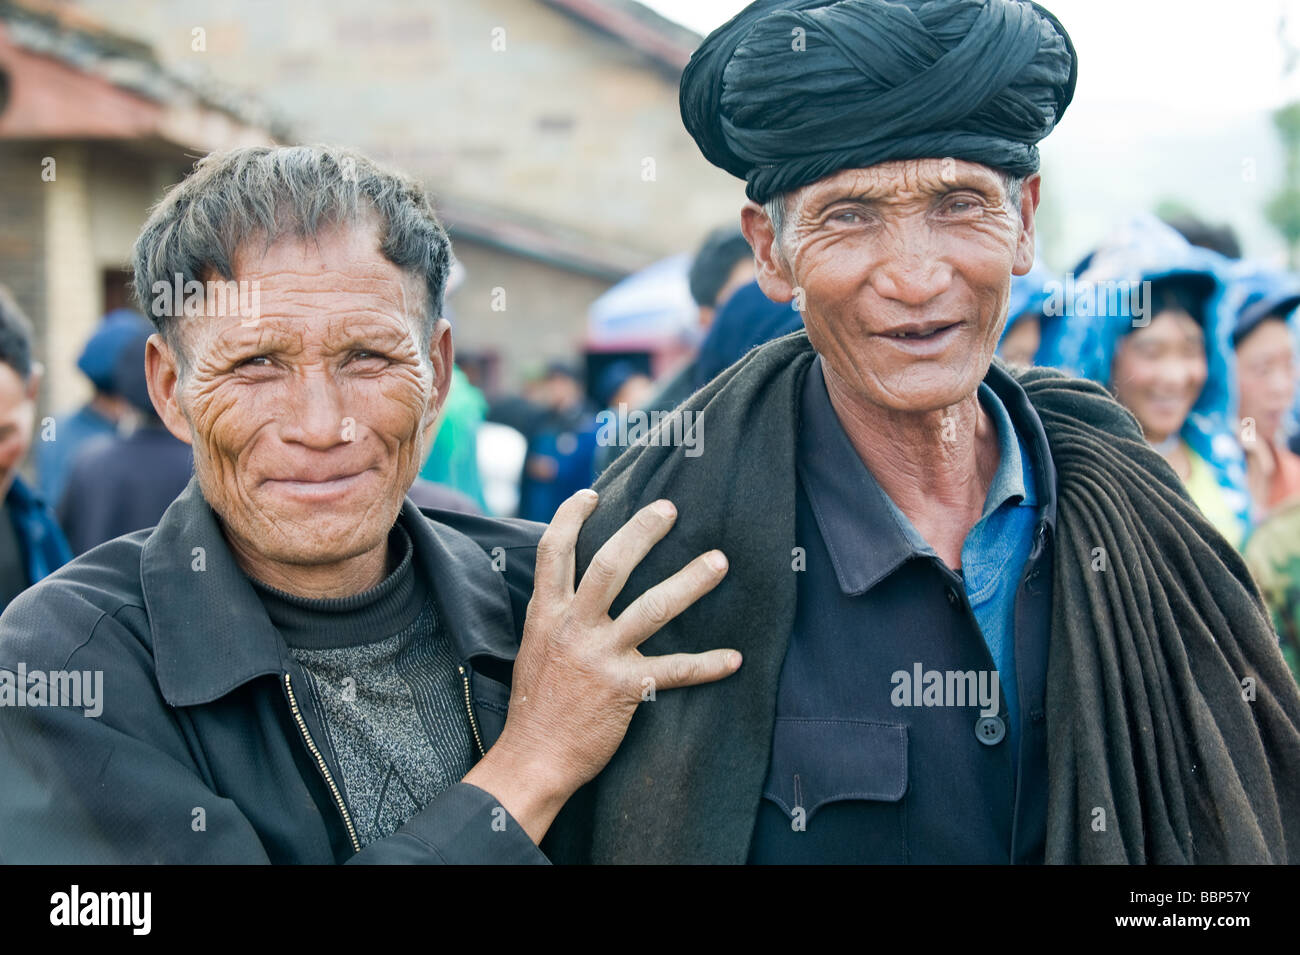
[680, 0, 1078, 202]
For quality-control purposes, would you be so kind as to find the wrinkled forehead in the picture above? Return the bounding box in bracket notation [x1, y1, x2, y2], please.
[197, 312, 423, 358]
[788, 158, 1008, 209]
[175, 224, 429, 360]
[230, 222, 426, 313]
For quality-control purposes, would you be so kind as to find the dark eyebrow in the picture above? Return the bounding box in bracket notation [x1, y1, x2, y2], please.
[218, 330, 297, 353]
[805, 191, 885, 218]
[337, 327, 409, 349]
[807, 177, 999, 214]
[933, 179, 1003, 200]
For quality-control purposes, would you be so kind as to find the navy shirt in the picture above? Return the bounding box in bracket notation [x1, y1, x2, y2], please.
[58, 425, 194, 555]
[870, 380, 1040, 764]
[748, 357, 1057, 864]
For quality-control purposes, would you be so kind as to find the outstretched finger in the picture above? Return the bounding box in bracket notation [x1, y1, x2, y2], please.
[531, 489, 598, 602]
[639, 648, 743, 695]
[614, 549, 729, 647]
[572, 499, 679, 620]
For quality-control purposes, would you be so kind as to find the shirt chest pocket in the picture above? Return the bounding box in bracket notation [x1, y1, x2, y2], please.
[753, 718, 909, 864]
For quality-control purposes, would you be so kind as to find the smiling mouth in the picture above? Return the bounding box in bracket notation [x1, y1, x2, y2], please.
[882, 322, 960, 340]
[264, 470, 373, 496]
[270, 472, 364, 485]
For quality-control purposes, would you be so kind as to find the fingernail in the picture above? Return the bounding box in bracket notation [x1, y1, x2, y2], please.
[654, 499, 676, 519]
[727, 651, 742, 669]
[707, 550, 728, 571]
[580, 489, 598, 503]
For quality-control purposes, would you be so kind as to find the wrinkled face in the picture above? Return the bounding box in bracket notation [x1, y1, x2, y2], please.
[0, 363, 37, 500]
[149, 223, 449, 573]
[747, 159, 1037, 413]
[1110, 309, 1207, 445]
[1236, 318, 1297, 442]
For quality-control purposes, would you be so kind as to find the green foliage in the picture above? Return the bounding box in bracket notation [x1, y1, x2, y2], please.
[1274, 101, 1300, 147]
[1268, 101, 1300, 267]
[1263, 553, 1300, 682]
[1154, 197, 1198, 222]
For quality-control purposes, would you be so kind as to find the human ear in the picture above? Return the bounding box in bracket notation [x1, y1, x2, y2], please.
[144, 334, 193, 446]
[1012, 174, 1042, 277]
[421, 318, 454, 439]
[740, 202, 797, 303]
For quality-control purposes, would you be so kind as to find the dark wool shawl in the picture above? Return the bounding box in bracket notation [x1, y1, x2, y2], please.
[544, 330, 1300, 864]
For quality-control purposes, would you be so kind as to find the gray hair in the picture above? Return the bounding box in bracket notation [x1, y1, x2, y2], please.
[132, 144, 451, 372]
[763, 168, 1026, 256]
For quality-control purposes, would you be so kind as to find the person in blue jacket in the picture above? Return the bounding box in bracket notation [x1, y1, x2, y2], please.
[0, 285, 71, 611]
[57, 328, 195, 555]
[36, 307, 149, 505]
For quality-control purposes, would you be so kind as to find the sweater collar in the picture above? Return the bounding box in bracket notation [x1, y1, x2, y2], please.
[247, 523, 424, 650]
[142, 477, 519, 707]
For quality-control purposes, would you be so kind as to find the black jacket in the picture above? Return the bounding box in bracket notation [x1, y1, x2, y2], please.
[0, 478, 546, 864]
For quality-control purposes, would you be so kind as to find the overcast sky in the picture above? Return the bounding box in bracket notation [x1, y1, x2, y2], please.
[644, 0, 1300, 111]
[642, 0, 1300, 266]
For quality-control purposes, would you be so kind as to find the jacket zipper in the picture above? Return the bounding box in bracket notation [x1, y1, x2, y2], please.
[458, 664, 486, 758]
[283, 672, 361, 855]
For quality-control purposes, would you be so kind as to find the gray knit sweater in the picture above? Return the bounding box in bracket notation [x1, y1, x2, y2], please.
[249, 524, 475, 848]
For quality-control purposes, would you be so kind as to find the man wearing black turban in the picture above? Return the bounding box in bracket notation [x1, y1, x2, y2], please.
[541, 0, 1300, 865]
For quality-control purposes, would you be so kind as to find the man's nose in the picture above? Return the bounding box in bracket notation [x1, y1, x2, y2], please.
[279, 371, 350, 448]
[868, 225, 952, 306]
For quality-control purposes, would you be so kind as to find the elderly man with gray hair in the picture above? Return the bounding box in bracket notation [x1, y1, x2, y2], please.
[543, 0, 1300, 865]
[0, 145, 741, 863]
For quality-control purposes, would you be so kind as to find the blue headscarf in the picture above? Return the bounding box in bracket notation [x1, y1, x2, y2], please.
[1219, 259, 1300, 439]
[999, 257, 1062, 362]
[1219, 260, 1300, 344]
[1038, 214, 1249, 530]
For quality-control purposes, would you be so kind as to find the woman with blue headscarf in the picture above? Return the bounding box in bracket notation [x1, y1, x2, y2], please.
[1225, 263, 1300, 679]
[1041, 215, 1250, 548]
[1220, 263, 1300, 518]
[997, 258, 1060, 366]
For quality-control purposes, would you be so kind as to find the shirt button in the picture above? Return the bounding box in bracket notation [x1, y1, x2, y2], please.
[945, 586, 959, 607]
[975, 716, 1006, 746]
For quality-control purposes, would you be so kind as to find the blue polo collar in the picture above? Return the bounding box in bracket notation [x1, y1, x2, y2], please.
[978, 378, 1035, 517]
[797, 355, 1055, 596]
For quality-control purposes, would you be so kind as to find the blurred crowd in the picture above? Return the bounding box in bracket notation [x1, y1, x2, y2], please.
[1, 208, 1299, 679]
[1000, 214, 1300, 680]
